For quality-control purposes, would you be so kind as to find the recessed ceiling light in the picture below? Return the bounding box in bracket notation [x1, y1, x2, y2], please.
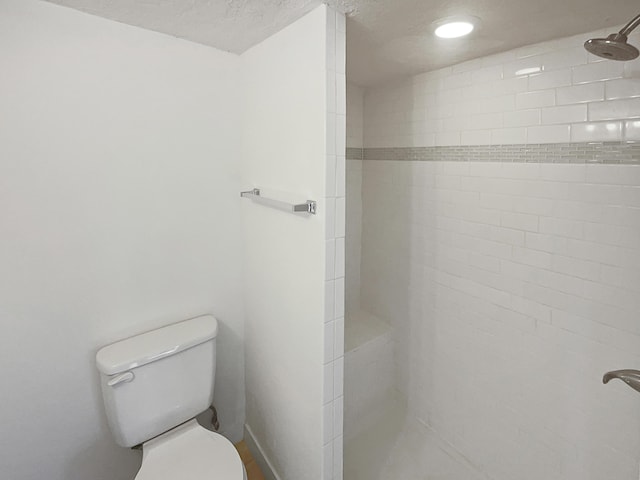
[433, 16, 479, 39]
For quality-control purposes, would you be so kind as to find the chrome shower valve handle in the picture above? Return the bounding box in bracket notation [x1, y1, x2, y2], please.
[603, 369, 640, 394]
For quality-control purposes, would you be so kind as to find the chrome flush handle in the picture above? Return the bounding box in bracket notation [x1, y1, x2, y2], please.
[603, 369, 640, 394]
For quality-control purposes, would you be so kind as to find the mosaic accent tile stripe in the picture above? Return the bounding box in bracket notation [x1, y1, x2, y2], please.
[346, 147, 364, 160]
[359, 142, 640, 164]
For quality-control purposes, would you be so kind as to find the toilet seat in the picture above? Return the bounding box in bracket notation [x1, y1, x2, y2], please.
[135, 419, 245, 480]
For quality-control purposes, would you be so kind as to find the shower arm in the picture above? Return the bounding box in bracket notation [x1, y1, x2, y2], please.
[603, 369, 640, 394]
[619, 14, 640, 37]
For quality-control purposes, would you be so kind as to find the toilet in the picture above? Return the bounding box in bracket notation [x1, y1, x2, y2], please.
[96, 315, 246, 480]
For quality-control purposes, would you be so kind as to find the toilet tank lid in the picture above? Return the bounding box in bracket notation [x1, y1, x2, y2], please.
[96, 315, 218, 375]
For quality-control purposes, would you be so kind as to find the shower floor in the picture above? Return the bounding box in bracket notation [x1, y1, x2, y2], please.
[344, 394, 486, 480]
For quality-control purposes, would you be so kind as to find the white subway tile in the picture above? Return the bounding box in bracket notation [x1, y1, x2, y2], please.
[552, 255, 600, 281]
[511, 246, 552, 268]
[625, 119, 640, 141]
[435, 131, 461, 146]
[333, 396, 343, 438]
[327, 113, 336, 154]
[322, 402, 333, 444]
[334, 317, 344, 358]
[437, 87, 464, 106]
[469, 112, 504, 130]
[528, 69, 571, 90]
[572, 61, 625, 84]
[571, 121, 623, 142]
[474, 94, 516, 113]
[501, 211, 539, 232]
[585, 164, 640, 185]
[516, 90, 556, 109]
[542, 47, 589, 71]
[471, 64, 504, 83]
[324, 321, 335, 365]
[503, 109, 541, 127]
[334, 276, 344, 319]
[333, 435, 343, 480]
[335, 155, 346, 197]
[415, 132, 436, 147]
[336, 74, 346, 116]
[526, 232, 568, 254]
[584, 222, 623, 245]
[491, 127, 527, 144]
[325, 239, 335, 280]
[624, 59, 640, 79]
[442, 116, 468, 132]
[605, 78, 640, 100]
[333, 356, 344, 399]
[335, 29, 346, 75]
[326, 13, 336, 72]
[622, 186, 640, 207]
[335, 237, 345, 278]
[335, 196, 346, 238]
[326, 154, 336, 197]
[527, 125, 571, 143]
[457, 112, 502, 130]
[323, 443, 333, 480]
[336, 12, 346, 33]
[541, 105, 588, 124]
[444, 71, 473, 89]
[539, 216, 583, 239]
[588, 98, 640, 121]
[461, 83, 490, 100]
[461, 129, 492, 145]
[327, 70, 336, 114]
[325, 197, 335, 239]
[336, 114, 346, 155]
[568, 183, 622, 204]
[539, 164, 586, 182]
[556, 82, 605, 105]
[491, 76, 529, 96]
[323, 363, 334, 404]
[324, 280, 335, 323]
[504, 56, 543, 77]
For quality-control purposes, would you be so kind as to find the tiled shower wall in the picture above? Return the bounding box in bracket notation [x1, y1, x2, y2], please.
[323, 8, 346, 480]
[357, 26, 640, 480]
[361, 161, 640, 478]
[364, 28, 640, 147]
[242, 6, 344, 480]
[346, 82, 364, 313]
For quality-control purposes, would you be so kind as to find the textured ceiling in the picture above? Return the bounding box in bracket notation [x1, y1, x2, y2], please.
[43, 0, 354, 53]
[347, 0, 640, 86]
[44, 0, 640, 87]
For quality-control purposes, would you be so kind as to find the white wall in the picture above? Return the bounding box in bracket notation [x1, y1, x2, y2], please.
[240, 6, 345, 480]
[358, 27, 640, 480]
[0, 2, 244, 479]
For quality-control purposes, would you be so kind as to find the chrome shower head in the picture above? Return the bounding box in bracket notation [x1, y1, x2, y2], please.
[584, 14, 640, 61]
[585, 33, 639, 60]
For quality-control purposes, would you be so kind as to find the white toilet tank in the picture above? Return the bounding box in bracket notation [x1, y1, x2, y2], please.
[96, 315, 218, 448]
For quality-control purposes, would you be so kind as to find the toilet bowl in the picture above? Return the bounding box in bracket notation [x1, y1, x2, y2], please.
[136, 420, 246, 480]
[96, 315, 246, 480]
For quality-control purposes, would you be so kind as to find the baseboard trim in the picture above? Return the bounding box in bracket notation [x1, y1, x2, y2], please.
[243, 424, 281, 480]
